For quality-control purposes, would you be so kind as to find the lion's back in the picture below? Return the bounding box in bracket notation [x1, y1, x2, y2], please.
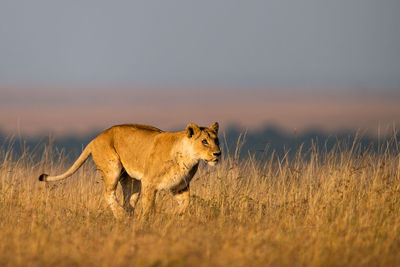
[114, 124, 163, 133]
[110, 124, 164, 174]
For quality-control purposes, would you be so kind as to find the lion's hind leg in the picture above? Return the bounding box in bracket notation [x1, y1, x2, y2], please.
[92, 148, 126, 219]
[103, 169, 126, 219]
[120, 173, 141, 216]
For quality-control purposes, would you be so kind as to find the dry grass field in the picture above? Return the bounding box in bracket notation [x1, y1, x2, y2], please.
[0, 136, 399, 266]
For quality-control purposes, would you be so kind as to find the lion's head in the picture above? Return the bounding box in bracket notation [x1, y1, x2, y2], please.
[186, 122, 221, 165]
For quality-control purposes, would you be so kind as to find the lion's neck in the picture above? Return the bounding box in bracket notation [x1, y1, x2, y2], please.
[175, 138, 199, 170]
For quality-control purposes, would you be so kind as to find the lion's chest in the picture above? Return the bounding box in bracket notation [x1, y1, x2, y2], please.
[157, 163, 199, 191]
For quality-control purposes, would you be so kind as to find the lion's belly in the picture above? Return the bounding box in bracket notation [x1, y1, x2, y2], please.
[124, 168, 144, 180]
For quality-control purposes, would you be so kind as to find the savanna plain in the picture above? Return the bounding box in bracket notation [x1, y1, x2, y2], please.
[0, 135, 399, 267]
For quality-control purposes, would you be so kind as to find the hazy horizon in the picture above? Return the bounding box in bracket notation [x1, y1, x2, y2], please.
[1, 87, 399, 137]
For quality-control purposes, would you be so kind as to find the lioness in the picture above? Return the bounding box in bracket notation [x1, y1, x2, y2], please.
[39, 122, 221, 218]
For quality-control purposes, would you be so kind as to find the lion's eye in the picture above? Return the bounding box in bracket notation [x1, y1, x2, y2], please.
[202, 139, 209, 146]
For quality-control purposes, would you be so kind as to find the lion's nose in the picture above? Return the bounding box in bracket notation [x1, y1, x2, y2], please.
[213, 152, 221, 157]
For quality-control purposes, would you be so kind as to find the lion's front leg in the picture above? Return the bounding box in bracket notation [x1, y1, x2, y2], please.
[140, 183, 158, 219]
[173, 187, 190, 215]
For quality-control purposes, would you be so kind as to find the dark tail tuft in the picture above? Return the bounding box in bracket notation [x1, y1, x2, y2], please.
[39, 173, 48, 182]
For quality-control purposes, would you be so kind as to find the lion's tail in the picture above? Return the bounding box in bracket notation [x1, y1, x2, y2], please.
[39, 142, 93, 182]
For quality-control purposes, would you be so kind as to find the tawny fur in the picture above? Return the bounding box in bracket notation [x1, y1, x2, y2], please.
[39, 122, 221, 218]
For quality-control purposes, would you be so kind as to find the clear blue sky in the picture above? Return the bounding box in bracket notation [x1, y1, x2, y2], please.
[0, 0, 399, 88]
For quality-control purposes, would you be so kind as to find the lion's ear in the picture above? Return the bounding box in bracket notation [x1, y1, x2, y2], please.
[209, 122, 219, 133]
[186, 123, 200, 138]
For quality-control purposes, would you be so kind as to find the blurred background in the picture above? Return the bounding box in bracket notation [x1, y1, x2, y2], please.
[1, 0, 399, 155]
